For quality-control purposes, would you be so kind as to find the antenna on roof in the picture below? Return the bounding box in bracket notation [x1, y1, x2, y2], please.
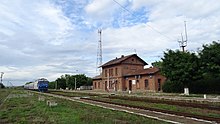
[178, 21, 188, 52]
[96, 29, 102, 74]
[134, 49, 137, 54]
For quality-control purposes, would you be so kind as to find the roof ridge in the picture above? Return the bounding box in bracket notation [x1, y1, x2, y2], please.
[100, 54, 147, 67]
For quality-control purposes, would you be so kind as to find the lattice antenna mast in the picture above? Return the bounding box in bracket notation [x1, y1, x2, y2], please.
[178, 21, 188, 52]
[96, 29, 102, 74]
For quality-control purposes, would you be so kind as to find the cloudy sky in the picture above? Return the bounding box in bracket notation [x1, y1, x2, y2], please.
[0, 0, 220, 86]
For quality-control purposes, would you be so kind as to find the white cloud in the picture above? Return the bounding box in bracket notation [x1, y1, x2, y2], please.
[1, 0, 220, 86]
[85, 0, 116, 18]
[84, 0, 127, 27]
[98, 0, 220, 66]
[0, 0, 96, 86]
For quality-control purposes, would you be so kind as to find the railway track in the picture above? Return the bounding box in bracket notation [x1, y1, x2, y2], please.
[81, 97, 220, 123]
[106, 95, 220, 111]
[36, 91, 220, 124]
[49, 90, 220, 111]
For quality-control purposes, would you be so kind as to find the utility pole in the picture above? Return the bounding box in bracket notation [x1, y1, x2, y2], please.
[178, 21, 190, 95]
[74, 70, 78, 90]
[178, 21, 188, 52]
[1, 72, 4, 84]
[0, 72, 4, 88]
[75, 77, 77, 90]
[55, 80, 57, 90]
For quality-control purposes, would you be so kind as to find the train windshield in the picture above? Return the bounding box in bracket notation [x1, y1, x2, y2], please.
[38, 81, 49, 87]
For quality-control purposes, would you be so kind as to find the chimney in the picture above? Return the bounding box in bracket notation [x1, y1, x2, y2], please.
[121, 55, 124, 58]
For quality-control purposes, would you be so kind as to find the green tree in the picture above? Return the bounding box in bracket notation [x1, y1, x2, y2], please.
[74, 74, 90, 88]
[152, 61, 163, 69]
[86, 77, 92, 86]
[48, 81, 55, 89]
[51, 74, 93, 90]
[187, 41, 220, 94]
[199, 41, 220, 78]
[65, 74, 71, 89]
[56, 75, 66, 89]
[162, 50, 201, 92]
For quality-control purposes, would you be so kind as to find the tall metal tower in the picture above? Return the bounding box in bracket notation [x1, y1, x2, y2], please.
[96, 29, 102, 74]
[178, 21, 188, 52]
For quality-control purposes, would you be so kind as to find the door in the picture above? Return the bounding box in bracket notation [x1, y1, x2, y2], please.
[158, 79, 161, 91]
[115, 80, 118, 91]
[129, 80, 132, 91]
[145, 79, 149, 90]
[105, 81, 107, 91]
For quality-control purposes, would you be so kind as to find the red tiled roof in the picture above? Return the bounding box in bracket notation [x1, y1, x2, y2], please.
[125, 67, 160, 76]
[100, 54, 147, 67]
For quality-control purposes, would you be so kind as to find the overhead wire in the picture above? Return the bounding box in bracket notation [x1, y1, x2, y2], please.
[112, 0, 175, 41]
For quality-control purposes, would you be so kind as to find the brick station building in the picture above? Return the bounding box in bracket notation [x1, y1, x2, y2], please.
[93, 54, 166, 92]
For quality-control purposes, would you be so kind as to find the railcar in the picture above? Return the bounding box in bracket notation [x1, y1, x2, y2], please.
[24, 78, 49, 92]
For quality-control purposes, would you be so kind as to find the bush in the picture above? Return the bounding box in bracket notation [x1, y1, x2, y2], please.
[162, 80, 184, 93]
[189, 77, 220, 94]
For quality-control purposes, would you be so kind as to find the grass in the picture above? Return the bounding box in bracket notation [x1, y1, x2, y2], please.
[0, 89, 11, 102]
[89, 96, 220, 118]
[48, 90, 220, 118]
[0, 89, 168, 124]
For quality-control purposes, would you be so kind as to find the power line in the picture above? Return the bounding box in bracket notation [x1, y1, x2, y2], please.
[113, 0, 130, 13]
[112, 0, 175, 41]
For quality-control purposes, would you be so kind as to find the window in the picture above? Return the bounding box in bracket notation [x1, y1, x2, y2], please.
[109, 81, 113, 89]
[111, 69, 113, 76]
[105, 70, 107, 77]
[136, 80, 140, 89]
[98, 82, 100, 88]
[109, 68, 113, 77]
[109, 69, 112, 77]
[109, 69, 111, 76]
[138, 75, 141, 79]
[145, 79, 149, 89]
[94, 82, 96, 89]
[105, 81, 108, 90]
[124, 66, 128, 69]
[115, 68, 118, 76]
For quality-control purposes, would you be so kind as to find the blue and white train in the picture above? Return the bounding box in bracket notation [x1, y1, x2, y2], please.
[24, 78, 49, 92]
